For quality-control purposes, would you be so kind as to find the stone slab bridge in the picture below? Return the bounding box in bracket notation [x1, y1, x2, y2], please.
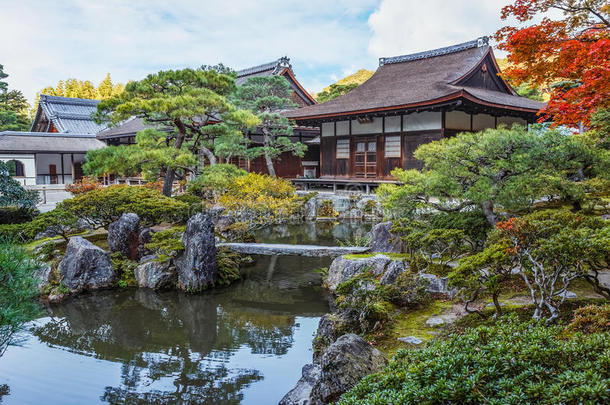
[218, 243, 370, 257]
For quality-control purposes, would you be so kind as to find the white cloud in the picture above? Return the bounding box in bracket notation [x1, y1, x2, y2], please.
[1, 0, 564, 104]
[1, 0, 379, 102]
[367, 0, 511, 58]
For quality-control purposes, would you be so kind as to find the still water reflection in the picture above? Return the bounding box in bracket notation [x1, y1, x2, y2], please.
[0, 221, 370, 404]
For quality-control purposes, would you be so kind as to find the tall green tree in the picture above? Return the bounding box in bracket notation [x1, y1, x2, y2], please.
[232, 75, 305, 177]
[0, 64, 30, 131]
[31, 74, 125, 117]
[378, 126, 608, 227]
[89, 68, 258, 196]
[316, 83, 359, 103]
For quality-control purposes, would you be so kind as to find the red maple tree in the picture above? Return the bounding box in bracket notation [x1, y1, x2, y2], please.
[496, 0, 609, 128]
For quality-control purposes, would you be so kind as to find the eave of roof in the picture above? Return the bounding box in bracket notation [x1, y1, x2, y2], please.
[0, 131, 106, 153]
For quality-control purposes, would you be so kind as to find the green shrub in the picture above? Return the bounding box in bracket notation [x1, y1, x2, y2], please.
[317, 199, 338, 217]
[27, 208, 81, 241]
[218, 173, 301, 225]
[0, 161, 40, 210]
[216, 247, 245, 286]
[567, 304, 610, 334]
[144, 226, 185, 259]
[0, 223, 28, 243]
[187, 164, 247, 199]
[110, 252, 138, 288]
[0, 206, 38, 224]
[338, 315, 610, 405]
[0, 241, 41, 357]
[59, 185, 189, 228]
[335, 271, 395, 334]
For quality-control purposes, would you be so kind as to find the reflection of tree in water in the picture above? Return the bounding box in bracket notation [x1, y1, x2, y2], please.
[102, 355, 261, 405]
[0, 384, 9, 402]
[30, 287, 316, 403]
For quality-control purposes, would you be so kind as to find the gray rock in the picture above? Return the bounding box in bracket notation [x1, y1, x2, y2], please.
[214, 215, 235, 234]
[134, 255, 176, 290]
[279, 363, 322, 405]
[379, 260, 408, 285]
[426, 317, 445, 327]
[325, 254, 391, 292]
[175, 213, 218, 291]
[58, 237, 115, 293]
[34, 264, 53, 292]
[338, 208, 363, 219]
[313, 314, 342, 363]
[330, 196, 352, 213]
[368, 221, 402, 253]
[398, 336, 423, 345]
[310, 334, 388, 404]
[303, 197, 318, 220]
[108, 213, 140, 260]
[419, 273, 456, 296]
[208, 205, 226, 224]
[138, 227, 154, 257]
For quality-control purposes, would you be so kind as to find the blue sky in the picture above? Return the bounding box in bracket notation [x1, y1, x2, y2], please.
[1, 0, 517, 102]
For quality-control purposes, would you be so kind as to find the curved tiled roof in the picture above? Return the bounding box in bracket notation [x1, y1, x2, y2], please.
[286, 39, 544, 120]
[0, 131, 106, 153]
[32, 94, 107, 134]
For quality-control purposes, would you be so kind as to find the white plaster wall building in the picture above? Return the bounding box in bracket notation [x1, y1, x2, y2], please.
[0, 131, 106, 186]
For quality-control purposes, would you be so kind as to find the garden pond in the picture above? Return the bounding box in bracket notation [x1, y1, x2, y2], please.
[0, 221, 372, 405]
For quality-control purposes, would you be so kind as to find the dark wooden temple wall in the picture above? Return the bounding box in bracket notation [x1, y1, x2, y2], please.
[321, 137, 335, 177]
[248, 151, 303, 178]
[402, 132, 442, 170]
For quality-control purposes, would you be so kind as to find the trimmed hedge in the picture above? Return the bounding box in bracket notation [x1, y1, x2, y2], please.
[338, 315, 610, 405]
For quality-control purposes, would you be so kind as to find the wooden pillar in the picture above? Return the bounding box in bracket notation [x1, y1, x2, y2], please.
[60, 153, 65, 184]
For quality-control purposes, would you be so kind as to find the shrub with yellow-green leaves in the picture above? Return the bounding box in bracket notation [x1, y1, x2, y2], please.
[218, 173, 301, 225]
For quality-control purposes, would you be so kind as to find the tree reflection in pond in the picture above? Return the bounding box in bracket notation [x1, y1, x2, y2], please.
[27, 254, 331, 404]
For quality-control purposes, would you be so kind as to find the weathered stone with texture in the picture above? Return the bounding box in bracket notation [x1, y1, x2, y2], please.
[134, 255, 176, 290]
[279, 363, 322, 405]
[58, 236, 115, 293]
[310, 334, 388, 404]
[368, 221, 402, 253]
[175, 213, 218, 291]
[325, 254, 392, 291]
[108, 213, 141, 260]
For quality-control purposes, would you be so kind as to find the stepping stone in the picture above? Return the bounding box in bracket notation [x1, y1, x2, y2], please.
[398, 336, 423, 345]
[426, 317, 445, 327]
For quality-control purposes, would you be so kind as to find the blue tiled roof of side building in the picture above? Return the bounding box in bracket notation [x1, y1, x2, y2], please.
[35, 94, 107, 134]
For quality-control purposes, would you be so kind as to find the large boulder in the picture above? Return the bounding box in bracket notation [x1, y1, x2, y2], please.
[311, 334, 388, 404]
[279, 363, 322, 405]
[379, 260, 408, 285]
[58, 237, 115, 293]
[325, 254, 392, 292]
[419, 273, 457, 297]
[368, 221, 402, 253]
[108, 213, 140, 260]
[175, 213, 218, 291]
[281, 334, 387, 405]
[134, 255, 176, 290]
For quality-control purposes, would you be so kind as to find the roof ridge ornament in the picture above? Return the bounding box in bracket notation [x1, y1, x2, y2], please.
[379, 36, 489, 66]
[236, 56, 292, 77]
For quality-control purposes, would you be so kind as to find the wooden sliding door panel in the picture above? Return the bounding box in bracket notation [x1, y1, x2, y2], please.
[403, 132, 442, 170]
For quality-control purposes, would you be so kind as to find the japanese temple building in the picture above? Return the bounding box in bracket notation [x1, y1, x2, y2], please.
[98, 57, 321, 179]
[285, 37, 545, 185]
